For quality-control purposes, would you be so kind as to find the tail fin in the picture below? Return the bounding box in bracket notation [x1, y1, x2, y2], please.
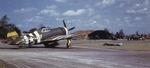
[7, 31, 19, 40]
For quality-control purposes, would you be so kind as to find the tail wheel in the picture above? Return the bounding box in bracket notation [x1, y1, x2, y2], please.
[66, 39, 71, 48]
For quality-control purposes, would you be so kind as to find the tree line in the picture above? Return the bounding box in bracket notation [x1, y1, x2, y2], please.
[0, 15, 21, 39]
[88, 28, 149, 40]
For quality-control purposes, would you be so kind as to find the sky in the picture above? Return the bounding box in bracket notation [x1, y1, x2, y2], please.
[0, 0, 150, 34]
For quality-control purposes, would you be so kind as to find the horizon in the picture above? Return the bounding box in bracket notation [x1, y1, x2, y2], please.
[0, 0, 150, 34]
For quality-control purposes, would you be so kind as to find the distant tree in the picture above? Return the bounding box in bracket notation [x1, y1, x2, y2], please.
[0, 15, 21, 39]
[104, 28, 109, 33]
[119, 29, 125, 38]
[115, 32, 119, 39]
[0, 15, 9, 38]
[14, 26, 21, 36]
[135, 31, 140, 36]
[115, 29, 125, 39]
[0, 26, 8, 38]
[88, 30, 113, 39]
[0, 14, 9, 26]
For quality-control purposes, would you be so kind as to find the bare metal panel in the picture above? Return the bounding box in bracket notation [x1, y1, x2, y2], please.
[41, 27, 66, 40]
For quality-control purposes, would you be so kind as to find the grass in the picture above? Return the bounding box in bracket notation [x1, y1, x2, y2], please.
[99, 45, 150, 51]
[73, 40, 150, 51]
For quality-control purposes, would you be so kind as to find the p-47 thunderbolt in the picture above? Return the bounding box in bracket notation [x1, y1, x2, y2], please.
[6, 20, 75, 48]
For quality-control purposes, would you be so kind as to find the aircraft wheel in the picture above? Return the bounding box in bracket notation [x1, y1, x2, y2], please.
[66, 39, 71, 48]
[44, 42, 59, 48]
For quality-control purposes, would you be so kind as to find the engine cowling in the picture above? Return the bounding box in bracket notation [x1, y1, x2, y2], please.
[41, 27, 67, 40]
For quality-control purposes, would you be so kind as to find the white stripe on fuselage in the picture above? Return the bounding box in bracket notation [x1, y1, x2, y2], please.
[23, 35, 29, 44]
[28, 33, 34, 44]
[33, 31, 41, 43]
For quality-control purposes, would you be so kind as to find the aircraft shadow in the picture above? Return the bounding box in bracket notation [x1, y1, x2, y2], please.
[0, 46, 74, 49]
[30, 46, 73, 49]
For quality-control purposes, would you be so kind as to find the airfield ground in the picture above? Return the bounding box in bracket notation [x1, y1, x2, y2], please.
[0, 40, 150, 68]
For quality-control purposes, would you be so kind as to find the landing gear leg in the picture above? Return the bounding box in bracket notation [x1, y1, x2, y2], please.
[66, 39, 71, 48]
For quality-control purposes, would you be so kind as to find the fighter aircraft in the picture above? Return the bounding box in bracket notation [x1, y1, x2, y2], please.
[6, 20, 75, 48]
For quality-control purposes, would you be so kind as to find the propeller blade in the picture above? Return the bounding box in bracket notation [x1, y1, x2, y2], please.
[63, 20, 67, 28]
[68, 27, 75, 31]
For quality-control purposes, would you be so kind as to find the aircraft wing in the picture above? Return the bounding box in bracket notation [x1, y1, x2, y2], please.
[43, 34, 72, 42]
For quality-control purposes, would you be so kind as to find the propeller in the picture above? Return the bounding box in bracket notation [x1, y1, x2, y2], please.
[63, 20, 67, 28]
[62, 20, 75, 48]
[63, 20, 75, 31]
[68, 27, 75, 31]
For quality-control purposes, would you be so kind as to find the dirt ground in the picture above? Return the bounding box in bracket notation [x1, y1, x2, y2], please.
[0, 40, 149, 68]
[0, 60, 16, 68]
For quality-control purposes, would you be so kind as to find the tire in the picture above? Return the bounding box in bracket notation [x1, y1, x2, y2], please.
[44, 42, 59, 48]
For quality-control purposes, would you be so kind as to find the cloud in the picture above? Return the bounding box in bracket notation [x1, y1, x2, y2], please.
[126, 7, 149, 14]
[144, 0, 150, 6]
[38, 9, 60, 16]
[134, 17, 142, 21]
[63, 9, 86, 16]
[126, 1, 150, 14]
[87, 8, 95, 16]
[38, 5, 60, 16]
[123, 17, 132, 23]
[26, 16, 43, 23]
[104, 19, 110, 23]
[55, 0, 66, 3]
[89, 19, 97, 24]
[46, 5, 57, 9]
[56, 17, 64, 21]
[118, 3, 125, 8]
[126, 9, 136, 14]
[102, 0, 115, 5]
[96, 0, 115, 6]
[93, 15, 101, 20]
[14, 8, 37, 13]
